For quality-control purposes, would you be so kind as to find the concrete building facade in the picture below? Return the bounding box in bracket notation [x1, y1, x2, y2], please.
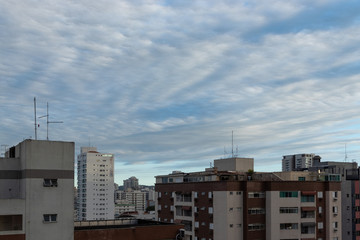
[282, 154, 319, 171]
[115, 190, 147, 213]
[0, 140, 74, 240]
[123, 176, 139, 191]
[155, 158, 342, 240]
[77, 147, 115, 221]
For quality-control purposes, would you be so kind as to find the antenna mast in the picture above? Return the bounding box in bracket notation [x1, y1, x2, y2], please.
[232, 130, 234, 157]
[344, 144, 348, 162]
[34, 97, 37, 140]
[39, 102, 63, 140]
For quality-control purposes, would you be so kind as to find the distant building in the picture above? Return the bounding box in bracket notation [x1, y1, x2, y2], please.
[0, 139, 74, 240]
[77, 147, 115, 220]
[123, 176, 139, 191]
[156, 157, 341, 240]
[282, 153, 320, 171]
[115, 190, 147, 213]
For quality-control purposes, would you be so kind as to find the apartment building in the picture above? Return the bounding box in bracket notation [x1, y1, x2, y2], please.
[308, 160, 360, 240]
[282, 154, 320, 171]
[0, 139, 74, 240]
[77, 147, 115, 220]
[123, 176, 139, 191]
[155, 157, 341, 240]
[115, 190, 147, 213]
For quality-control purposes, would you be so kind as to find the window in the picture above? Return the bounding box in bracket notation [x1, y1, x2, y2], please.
[280, 207, 298, 214]
[333, 191, 338, 199]
[0, 215, 22, 231]
[333, 222, 338, 229]
[248, 208, 265, 214]
[43, 179, 58, 187]
[318, 222, 323, 229]
[209, 223, 214, 229]
[301, 222, 315, 234]
[280, 223, 298, 230]
[43, 214, 57, 223]
[298, 177, 305, 181]
[280, 191, 298, 198]
[248, 223, 265, 231]
[318, 192, 323, 198]
[301, 195, 315, 202]
[248, 192, 265, 198]
[208, 207, 213, 214]
[333, 206, 338, 214]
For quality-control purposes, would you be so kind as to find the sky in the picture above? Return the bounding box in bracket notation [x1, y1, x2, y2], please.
[1, 0, 360, 186]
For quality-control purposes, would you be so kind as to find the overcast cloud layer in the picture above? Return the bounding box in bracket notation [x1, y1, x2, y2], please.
[1, 0, 360, 185]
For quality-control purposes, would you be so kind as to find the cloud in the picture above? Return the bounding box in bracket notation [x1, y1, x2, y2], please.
[1, 0, 360, 184]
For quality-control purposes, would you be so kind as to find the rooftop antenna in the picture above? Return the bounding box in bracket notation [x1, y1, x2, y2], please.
[38, 102, 63, 140]
[232, 130, 234, 157]
[344, 144, 348, 162]
[34, 97, 38, 140]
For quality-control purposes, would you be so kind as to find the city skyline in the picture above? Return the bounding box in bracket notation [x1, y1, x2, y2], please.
[1, 0, 360, 185]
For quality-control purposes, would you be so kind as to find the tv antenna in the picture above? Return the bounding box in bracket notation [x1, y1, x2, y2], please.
[344, 144, 348, 162]
[232, 130, 234, 157]
[34, 97, 38, 140]
[38, 102, 63, 140]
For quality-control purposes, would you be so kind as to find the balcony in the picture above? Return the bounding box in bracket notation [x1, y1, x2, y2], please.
[301, 222, 315, 234]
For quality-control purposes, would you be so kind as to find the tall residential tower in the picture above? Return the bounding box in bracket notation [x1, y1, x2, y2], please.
[77, 147, 115, 220]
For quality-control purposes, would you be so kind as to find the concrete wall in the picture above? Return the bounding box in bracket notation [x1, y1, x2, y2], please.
[266, 191, 301, 240]
[214, 158, 254, 172]
[20, 140, 74, 240]
[213, 191, 242, 240]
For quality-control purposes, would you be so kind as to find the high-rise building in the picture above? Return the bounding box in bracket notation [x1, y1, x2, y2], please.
[123, 176, 139, 191]
[155, 157, 341, 240]
[0, 139, 74, 240]
[115, 190, 147, 213]
[77, 147, 115, 220]
[282, 153, 319, 171]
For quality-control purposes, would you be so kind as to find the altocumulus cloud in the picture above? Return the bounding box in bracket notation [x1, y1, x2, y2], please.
[1, 0, 360, 184]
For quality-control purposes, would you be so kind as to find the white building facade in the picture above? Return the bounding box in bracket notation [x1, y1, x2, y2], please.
[77, 147, 115, 220]
[282, 154, 317, 171]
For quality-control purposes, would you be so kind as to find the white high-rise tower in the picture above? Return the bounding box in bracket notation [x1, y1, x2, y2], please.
[77, 147, 115, 220]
